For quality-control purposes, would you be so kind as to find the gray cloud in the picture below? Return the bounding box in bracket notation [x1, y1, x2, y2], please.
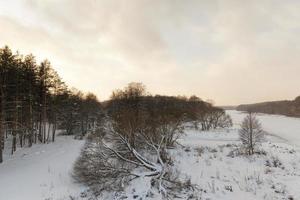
[1, 0, 300, 105]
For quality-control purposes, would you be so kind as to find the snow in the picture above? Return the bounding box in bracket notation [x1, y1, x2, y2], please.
[173, 133, 300, 199]
[1, 110, 300, 200]
[0, 136, 85, 200]
[229, 110, 300, 146]
[127, 110, 300, 199]
[171, 110, 300, 200]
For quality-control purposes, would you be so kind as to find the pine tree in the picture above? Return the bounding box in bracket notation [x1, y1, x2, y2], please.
[0, 45, 103, 162]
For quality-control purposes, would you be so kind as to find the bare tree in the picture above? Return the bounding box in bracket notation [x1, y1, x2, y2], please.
[73, 118, 197, 199]
[239, 112, 264, 155]
[216, 113, 232, 128]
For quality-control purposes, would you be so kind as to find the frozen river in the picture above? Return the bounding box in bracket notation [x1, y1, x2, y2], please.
[227, 110, 300, 146]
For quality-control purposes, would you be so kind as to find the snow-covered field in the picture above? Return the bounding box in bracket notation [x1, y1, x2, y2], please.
[174, 118, 300, 199]
[0, 110, 300, 200]
[127, 110, 300, 199]
[0, 136, 85, 200]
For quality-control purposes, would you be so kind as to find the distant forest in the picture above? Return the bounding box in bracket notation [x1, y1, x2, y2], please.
[237, 96, 300, 117]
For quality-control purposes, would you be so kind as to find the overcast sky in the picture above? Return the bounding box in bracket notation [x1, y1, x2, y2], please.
[1, 0, 300, 105]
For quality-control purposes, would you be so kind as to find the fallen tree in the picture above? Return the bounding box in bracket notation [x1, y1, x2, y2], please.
[73, 119, 198, 199]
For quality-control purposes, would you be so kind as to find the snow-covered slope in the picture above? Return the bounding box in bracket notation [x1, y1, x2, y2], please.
[0, 136, 85, 200]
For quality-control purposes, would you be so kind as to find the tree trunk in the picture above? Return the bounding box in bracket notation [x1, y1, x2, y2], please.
[52, 119, 56, 142]
[0, 88, 4, 163]
[19, 134, 23, 148]
[51, 111, 56, 142]
[12, 96, 18, 155]
[81, 119, 84, 136]
[38, 114, 42, 143]
[28, 90, 33, 147]
[85, 116, 89, 134]
[43, 91, 47, 143]
[249, 113, 253, 155]
[34, 122, 38, 144]
[43, 121, 46, 144]
[46, 123, 51, 143]
[0, 142, 2, 163]
[11, 134, 16, 155]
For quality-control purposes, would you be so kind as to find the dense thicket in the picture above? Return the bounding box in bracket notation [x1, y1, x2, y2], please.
[0, 46, 102, 163]
[74, 83, 232, 198]
[105, 83, 232, 147]
[108, 84, 231, 131]
[237, 96, 300, 117]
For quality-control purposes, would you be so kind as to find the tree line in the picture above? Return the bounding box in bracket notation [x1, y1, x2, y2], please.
[237, 95, 300, 117]
[0, 46, 103, 163]
[105, 83, 232, 147]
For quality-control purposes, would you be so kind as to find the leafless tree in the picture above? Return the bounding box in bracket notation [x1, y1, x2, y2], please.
[215, 112, 232, 128]
[73, 119, 198, 199]
[239, 112, 264, 155]
[199, 108, 233, 130]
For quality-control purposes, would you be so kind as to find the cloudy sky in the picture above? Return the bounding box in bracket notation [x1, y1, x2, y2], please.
[1, 0, 300, 105]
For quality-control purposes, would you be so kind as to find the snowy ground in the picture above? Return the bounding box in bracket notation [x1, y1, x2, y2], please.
[172, 110, 300, 200]
[0, 136, 85, 200]
[174, 129, 300, 199]
[123, 110, 300, 199]
[0, 110, 300, 200]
